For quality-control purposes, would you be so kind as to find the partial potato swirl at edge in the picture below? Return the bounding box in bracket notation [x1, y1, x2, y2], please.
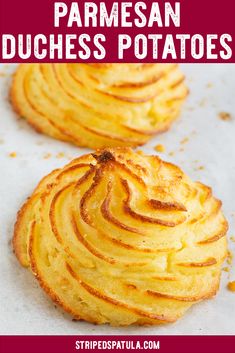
[13, 148, 228, 325]
[11, 64, 188, 148]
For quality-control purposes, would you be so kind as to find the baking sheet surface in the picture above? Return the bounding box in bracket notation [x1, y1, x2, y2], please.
[0, 64, 235, 335]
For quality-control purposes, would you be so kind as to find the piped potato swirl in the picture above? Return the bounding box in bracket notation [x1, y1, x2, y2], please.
[13, 148, 228, 325]
[11, 64, 187, 149]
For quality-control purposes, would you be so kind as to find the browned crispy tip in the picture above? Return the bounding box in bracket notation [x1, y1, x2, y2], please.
[197, 221, 228, 245]
[178, 258, 217, 268]
[149, 199, 187, 212]
[92, 150, 115, 164]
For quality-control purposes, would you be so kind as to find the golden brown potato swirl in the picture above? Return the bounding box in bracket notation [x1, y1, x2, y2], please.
[11, 64, 188, 149]
[13, 148, 228, 325]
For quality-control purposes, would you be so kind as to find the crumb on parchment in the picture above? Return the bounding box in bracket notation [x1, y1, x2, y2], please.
[227, 250, 233, 265]
[154, 144, 165, 153]
[218, 112, 232, 121]
[180, 137, 189, 145]
[227, 281, 235, 292]
[56, 152, 65, 159]
[199, 98, 207, 107]
[43, 153, 52, 160]
[9, 152, 17, 158]
[222, 267, 230, 272]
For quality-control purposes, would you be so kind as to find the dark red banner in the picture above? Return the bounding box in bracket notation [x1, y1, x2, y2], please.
[1, 335, 235, 353]
[0, 0, 235, 62]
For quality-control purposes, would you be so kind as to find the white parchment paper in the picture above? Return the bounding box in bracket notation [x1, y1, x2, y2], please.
[0, 64, 235, 335]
